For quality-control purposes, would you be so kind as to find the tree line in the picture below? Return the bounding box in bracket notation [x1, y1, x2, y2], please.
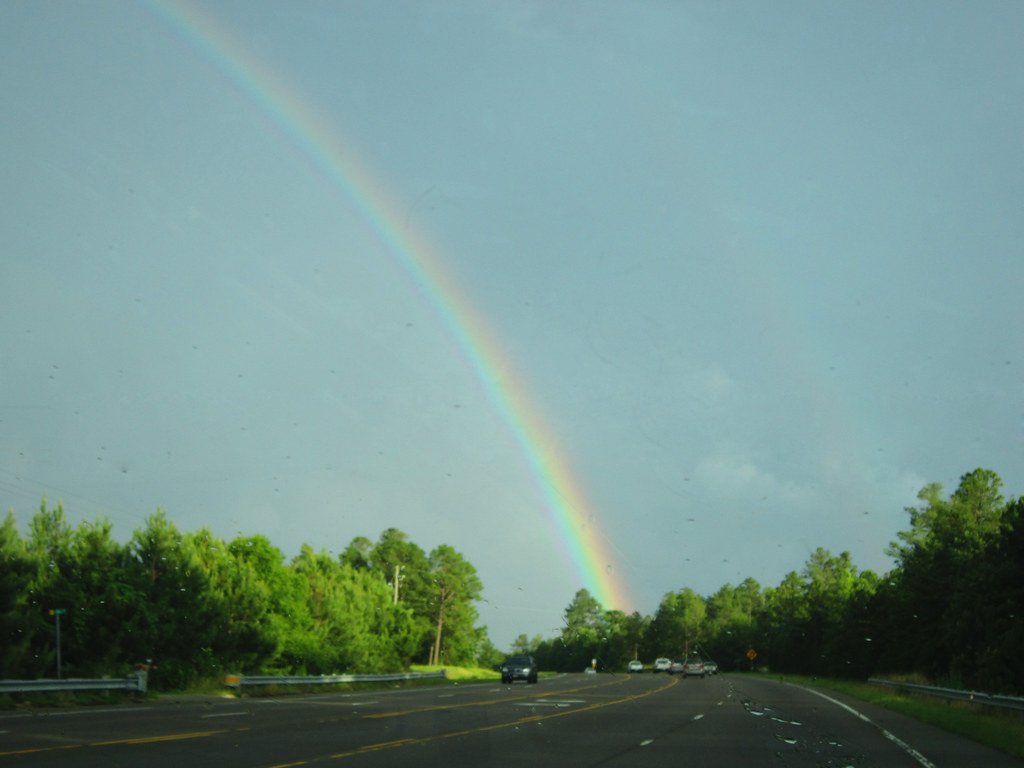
[2, 467, 1019, 694]
[514, 468, 1022, 695]
[0, 509, 488, 689]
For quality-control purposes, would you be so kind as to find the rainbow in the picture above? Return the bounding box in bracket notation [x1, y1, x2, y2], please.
[147, 0, 633, 612]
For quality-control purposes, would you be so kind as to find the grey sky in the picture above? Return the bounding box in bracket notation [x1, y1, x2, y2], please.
[3, 1, 1022, 649]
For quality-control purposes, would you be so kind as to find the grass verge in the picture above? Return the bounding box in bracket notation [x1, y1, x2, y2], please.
[409, 664, 501, 682]
[0, 689, 146, 710]
[753, 673, 1024, 761]
[214, 665, 501, 698]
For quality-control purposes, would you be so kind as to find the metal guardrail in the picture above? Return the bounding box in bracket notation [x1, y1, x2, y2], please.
[0, 670, 440, 696]
[223, 669, 446, 689]
[868, 678, 1024, 712]
[0, 671, 148, 695]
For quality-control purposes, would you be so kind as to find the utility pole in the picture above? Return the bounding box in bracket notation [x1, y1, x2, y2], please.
[392, 564, 404, 604]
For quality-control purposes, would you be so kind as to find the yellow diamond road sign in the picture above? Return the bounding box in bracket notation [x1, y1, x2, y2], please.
[747, 649, 757, 660]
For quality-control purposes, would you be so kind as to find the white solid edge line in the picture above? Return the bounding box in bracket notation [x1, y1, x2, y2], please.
[797, 685, 936, 768]
[200, 711, 251, 718]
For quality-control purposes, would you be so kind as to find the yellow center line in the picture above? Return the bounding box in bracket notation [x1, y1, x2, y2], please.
[91, 729, 227, 746]
[0, 729, 227, 757]
[362, 676, 633, 719]
[332, 676, 679, 759]
[0, 744, 83, 757]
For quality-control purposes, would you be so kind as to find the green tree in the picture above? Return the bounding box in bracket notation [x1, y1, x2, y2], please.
[801, 549, 860, 676]
[620, 611, 648, 662]
[705, 579, 763, 669]
[509, 633, 536, 654]
[889, 469, 1004, 563]
[0, 510, 32, 677]
[186, 527, 277, 673]
[370, 529, 431, 606]
[26, 498, 73, 564]
[474, 628, 506, 669]
[838, 569, 881, 678]
[229, 534, 316, 674]
[965, 495, 1024, 692]
[123, 511, 214, 687]
[426, 544, 482, 666]
[644, 588, 706, 659]
[22, 500, 77, 678]
[561, 588, 604, 644]
[61, 516, 136, 676]
[340, 536, 373, 570]
[292, 545, 406, 672]
[761, 571, 808, 671]
[881, 469, 1008, 682]
[293, 545, 342, 671]
[600, 609, 646, 670]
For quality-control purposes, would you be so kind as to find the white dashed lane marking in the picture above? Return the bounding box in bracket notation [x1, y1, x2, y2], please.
[512, 699, 587, 708]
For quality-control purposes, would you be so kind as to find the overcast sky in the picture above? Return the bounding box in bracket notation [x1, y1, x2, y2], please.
[3, 1, 1022, 650]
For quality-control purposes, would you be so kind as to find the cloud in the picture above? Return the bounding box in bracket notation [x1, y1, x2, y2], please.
[692, 451, 814, 507]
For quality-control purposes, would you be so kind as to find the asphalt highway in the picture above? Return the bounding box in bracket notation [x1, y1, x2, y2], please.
[1, 673, 1020, 767]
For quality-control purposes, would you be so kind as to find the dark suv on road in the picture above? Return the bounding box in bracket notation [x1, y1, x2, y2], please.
[500, 655, 539, 684]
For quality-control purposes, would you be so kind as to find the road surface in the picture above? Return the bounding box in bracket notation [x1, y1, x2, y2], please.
[1, 673, 1019, 767]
